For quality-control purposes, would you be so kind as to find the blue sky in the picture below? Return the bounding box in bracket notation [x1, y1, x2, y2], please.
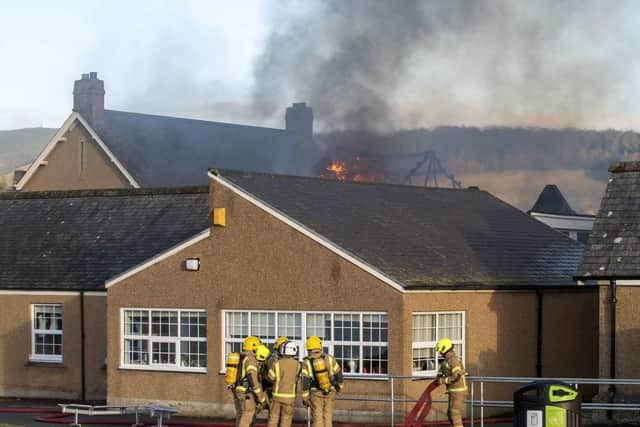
[1, 1, 640, 131]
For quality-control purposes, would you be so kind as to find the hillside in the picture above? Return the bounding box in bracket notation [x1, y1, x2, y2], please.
[0, 128, 56, 174]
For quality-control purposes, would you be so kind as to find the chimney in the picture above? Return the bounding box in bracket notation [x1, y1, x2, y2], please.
[73, 72, 105, 129]
[285, 102, 313, 144]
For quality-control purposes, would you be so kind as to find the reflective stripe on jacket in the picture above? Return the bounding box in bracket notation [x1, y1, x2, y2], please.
[267, 356, 301, 402]
[235, 351, 266, 402]
[439, 351, 467, 393]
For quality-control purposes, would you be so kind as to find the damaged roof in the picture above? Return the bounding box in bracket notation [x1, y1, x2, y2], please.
[0, 187, 210, 291]
[97, 110, 301, 187]
[213, 169, 584, 289]
[577, 161, 640, 279]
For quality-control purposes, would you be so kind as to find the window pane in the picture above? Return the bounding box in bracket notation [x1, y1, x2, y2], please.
[124, 339, 148, 365]
[124, 310, 149, 336]
[335, 345, 359, 373]
[151, 311, 178, 337]
[438, 313, 462, 340]
[180, 311, 206, 338]
[180, 341, 207, 368]
[412, 314, 435, 342]
[363, 314, 387, 342]
[34, 333, 62, 355]
[334, 314, 360, 342]
[251, 312, 275, 340]
[412, 347, 436, 372]
[225, 312, 248, 339]
[225, 341, 243, 357]
[362, 345, 388, 374]
[151, 342, 176, 364]
[306, 313, 331, 340]
[277, 313, 302, 340]
[34, 304, 62, 331]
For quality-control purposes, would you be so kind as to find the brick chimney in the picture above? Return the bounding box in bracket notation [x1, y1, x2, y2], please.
[285, 102, 313, 144]
[73, 72, 105, 129]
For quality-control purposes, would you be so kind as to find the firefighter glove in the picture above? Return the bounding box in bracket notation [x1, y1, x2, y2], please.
[302, 399, 310, 408]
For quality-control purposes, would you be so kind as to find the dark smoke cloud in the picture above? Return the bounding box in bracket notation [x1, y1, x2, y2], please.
[252, 0, 639, 131]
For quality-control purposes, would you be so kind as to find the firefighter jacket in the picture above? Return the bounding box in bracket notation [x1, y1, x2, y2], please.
[438, 351, 467, 393]
[267, 356, 301, 403]
[301, 352, 344, 398]
[235, 351, 266, 403]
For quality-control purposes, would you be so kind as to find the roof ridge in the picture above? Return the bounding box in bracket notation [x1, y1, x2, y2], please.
[209, 168, 479, 193]
[105, 109, 286, 132]
[0, 186, 209, 200]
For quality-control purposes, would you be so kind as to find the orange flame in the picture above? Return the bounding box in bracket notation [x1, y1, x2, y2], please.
[326, 161, 348, 180]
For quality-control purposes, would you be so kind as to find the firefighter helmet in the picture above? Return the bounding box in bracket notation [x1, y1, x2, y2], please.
[243, 335, 261, 352]
[256, 344, 270, 362]
[437, 338, 453, 355]
[306, 335, 322, 351]
[275, 336, 289, 351]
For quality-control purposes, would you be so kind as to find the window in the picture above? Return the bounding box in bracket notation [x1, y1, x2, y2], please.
[121, 308, 207, 372]
[31, 304, 63, 362]
[223, 310, 388, 376]
[412, 312, 464, 375]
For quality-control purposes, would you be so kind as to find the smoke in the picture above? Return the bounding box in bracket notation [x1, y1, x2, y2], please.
[252, 0, 640, 131]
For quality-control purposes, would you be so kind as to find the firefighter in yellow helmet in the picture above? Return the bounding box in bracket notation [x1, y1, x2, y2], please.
[233, 336, 268, 427]
[266, 341, 301, 427]
[436, 338, 467, 427]
[301, 336, 344, 427]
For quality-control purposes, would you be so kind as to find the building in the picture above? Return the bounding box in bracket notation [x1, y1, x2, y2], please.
[529, 184, 594, 243]
[104, 170, 597, 421]
[0, 186, 209, 399]
[576, 161, 640, 417]
[14, 73, 315, 192]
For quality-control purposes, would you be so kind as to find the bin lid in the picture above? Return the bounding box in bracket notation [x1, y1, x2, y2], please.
[548, 385, 578, 403]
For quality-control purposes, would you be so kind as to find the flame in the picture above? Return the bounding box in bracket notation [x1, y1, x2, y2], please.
[326, 161, 348, 180]
[321, 156, 387, 183]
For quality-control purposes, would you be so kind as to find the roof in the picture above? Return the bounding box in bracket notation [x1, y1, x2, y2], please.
[212, 170, 584, 289]
[530, 184, 576, 215]
[577, 161, 640, 279]
[0, 187, 210, 291]
[97, 110, 300, 187]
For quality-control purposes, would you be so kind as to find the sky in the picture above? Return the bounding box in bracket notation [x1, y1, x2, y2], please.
[1, 0, 640, 132]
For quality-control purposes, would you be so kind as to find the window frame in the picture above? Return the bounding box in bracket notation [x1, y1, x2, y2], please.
[411, 311, 465, 376]
[30, 303, 64, 363]
[120, 307, 207, 373]
[221, 309, 389, 379]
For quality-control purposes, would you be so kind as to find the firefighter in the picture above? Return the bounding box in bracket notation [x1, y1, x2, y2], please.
[266, 341, 301, 427]
[233, 336, 268, 427]
[301, 336, 344, 427]
[435, 338, 467, 427]
[264, 336, 289, 400]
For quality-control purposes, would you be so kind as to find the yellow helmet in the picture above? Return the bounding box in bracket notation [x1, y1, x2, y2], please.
[437, 338, 453, 355]
[306, 335, 322, 351]
[275, 336, 289, 351]
[256, 344, 270, 362]
[243, 335, 261, 352]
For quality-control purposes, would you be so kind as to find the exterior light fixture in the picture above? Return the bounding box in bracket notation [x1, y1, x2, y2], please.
[185, 258, 200, 271]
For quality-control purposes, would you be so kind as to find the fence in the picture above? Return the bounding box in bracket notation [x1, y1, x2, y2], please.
[336, 375, 640, 427]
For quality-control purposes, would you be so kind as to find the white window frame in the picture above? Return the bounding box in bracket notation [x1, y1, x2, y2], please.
[221, 309, 389, 378]
[30, 303, 63, 363]
[120, 308, 207, 373]
[411, 311, 465, 376]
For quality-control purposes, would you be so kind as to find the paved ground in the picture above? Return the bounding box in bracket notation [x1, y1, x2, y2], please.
[0, 399, 636, 427]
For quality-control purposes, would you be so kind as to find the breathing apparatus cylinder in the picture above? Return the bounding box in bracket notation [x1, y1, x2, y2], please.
[225, 352, 241, 386]
[312, 356, 332, 392]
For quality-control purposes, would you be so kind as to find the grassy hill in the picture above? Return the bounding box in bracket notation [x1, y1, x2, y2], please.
[0, 128, 56, 174]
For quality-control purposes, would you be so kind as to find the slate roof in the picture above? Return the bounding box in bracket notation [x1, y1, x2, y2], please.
[214, 169, 584, 289]
[577, 161, 640, 279]
[98, 110, 300, 187]
[530, 184, 576, 215]
[0, 187, 210, 290]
